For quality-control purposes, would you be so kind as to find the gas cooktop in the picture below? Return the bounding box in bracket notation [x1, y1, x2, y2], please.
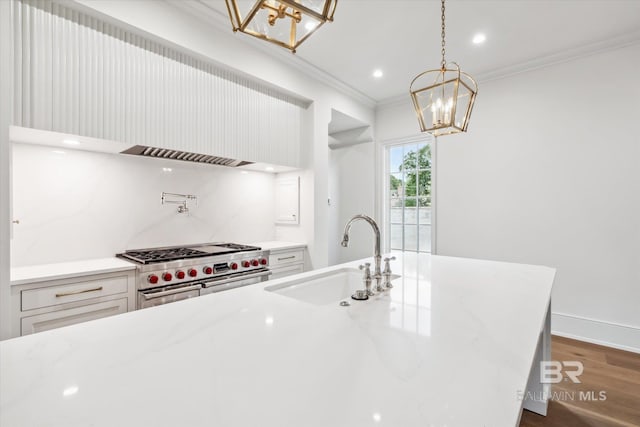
[117, 243, 261, 264]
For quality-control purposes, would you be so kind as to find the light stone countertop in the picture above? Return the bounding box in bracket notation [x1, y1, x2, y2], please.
[0, 252, 555, 427]
[248, 240, 307, 251]
[10, 257, 136, 286]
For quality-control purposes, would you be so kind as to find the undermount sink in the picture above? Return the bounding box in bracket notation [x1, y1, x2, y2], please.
[265, 267, 401, 305]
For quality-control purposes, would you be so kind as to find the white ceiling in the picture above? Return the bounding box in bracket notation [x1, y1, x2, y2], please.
[195, 0, 640, 103]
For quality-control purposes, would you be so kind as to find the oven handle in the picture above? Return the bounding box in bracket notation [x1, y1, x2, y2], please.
[202, 269, 272, 288]
[140, 284, 202, 300]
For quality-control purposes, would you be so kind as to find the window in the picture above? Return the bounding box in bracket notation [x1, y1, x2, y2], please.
[385, 139, 433, 253]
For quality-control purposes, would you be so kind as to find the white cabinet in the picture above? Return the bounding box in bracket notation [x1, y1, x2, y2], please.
[275, 177, 300, 224]
[269, 247, 305, 280]
[14, 1, 304, 167]
[21, 299, 128, 335]
[11, 270, 135, 337]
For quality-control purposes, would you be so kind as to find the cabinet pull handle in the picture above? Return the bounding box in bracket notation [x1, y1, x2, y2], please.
[56, 286, 103, 297]
[277, 256, 296, 261]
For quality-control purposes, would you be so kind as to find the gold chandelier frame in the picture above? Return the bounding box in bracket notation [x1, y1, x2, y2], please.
[409, 0, 478, 136]
[410, 62, 478, 136]
[224, 0, 338, 53]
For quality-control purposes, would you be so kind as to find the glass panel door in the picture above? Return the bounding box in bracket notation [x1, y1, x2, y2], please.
[386, 140, 432, 253]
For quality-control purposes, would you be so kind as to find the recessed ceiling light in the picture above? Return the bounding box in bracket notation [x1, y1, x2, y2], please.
[472, 33, 486, 44]
[265, 166, 275, 172]
[240, 171, 249, 175]
[373, 69, 384, 78]
[63, 139, 80, 145]
[305, 21, 317, 31]
[162, 167, 172, 172]
[52, 150, 65, 155]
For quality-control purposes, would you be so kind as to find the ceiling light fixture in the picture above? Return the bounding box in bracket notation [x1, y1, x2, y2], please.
[224, 0, 337, 53]
[472, 33, 486, 44]
[265, 166, 275, 172]
[63, 139, 80, 145]
[373, 69, 383, 78]
[409, 0, 478, 136]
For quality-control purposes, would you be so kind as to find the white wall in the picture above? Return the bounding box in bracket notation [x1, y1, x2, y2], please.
[328, 143, 340, 266]
[328, 143, 376, 265]
[10, 144, 276, 267]
[376, 44, 640, 352]
[0, 0, 13, 339]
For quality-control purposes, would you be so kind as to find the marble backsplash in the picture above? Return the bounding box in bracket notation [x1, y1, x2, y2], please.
[11, 143, 276, 267]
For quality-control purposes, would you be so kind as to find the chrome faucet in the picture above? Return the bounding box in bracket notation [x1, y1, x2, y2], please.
[341, 214, 384, 293]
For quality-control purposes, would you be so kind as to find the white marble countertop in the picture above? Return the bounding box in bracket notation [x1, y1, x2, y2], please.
[10, 257, 136, 286]
[0, 253, 554, 427]
[249, 240, 307, 251]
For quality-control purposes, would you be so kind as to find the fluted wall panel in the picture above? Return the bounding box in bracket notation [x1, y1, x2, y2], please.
[14, 0, 305, 167]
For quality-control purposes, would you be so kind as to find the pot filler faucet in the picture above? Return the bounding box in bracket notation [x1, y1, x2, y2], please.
[341, 214, 394, 299]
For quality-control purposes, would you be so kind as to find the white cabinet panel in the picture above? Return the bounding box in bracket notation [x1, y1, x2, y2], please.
[21, 298, 127, 335]
[11, 269, 135, 337]
[14, 0, 304, 167]
[21, 275, 129, 311]
[267, 246, 306, 280]
[270, 264, 304, 281]
[275, 177, 300, 224]
[269, 249, 305, 268]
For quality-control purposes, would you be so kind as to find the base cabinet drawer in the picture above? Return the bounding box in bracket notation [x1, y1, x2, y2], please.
[269, 249, 304, 267]
[270, 264, 304, 280]
[21, 298, 128, 335]
[22, 275, 129, 311]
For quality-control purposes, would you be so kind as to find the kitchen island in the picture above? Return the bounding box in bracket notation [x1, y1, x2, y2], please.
[0, 252, 554, 427]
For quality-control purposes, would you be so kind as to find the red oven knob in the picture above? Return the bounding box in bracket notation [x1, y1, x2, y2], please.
[251, 259, 259, 267]
[230, 262, 238, 270]
[162, 272, 173, 282]
[148, 274, 159, 284]
[188, 268, 197, 277]
[260, 258, 268, 265]
[176, 270, 185, 279]
[203, 266, 213, 275]
[242, 261, 251, 268]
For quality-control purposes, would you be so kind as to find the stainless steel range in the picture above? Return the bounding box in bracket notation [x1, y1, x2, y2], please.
[117, 243, 270, 309]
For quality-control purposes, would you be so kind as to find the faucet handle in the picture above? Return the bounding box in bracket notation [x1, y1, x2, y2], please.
[383, 257, 396, 289]
[358, 263, 373, 296]
[383, 256, 396, 272]
[358, 263, 372, 277]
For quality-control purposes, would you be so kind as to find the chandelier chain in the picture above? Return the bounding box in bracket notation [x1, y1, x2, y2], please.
[441, 0, 446, 68]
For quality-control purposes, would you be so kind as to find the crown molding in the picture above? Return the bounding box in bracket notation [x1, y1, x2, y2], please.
[377, 29, 640, 110]
[474, 29, 640, 84]
[171, 0, 377, 109]
[376, 93, 411, 109]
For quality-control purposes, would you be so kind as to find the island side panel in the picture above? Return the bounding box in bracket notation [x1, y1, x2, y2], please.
[522, 300, 552, 416]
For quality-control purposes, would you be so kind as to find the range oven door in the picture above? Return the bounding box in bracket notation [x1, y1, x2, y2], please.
[138, 283, 202, 309]
[200, 269, 271, 296]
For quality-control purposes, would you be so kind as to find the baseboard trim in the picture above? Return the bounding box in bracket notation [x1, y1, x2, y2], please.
[551, 312, 640, 354]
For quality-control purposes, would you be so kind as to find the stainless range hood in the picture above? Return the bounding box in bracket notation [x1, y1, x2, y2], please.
[121, 145, 254, 168]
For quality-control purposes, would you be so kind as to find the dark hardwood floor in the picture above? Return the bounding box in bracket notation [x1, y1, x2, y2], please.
[519, 336, 640, 427]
